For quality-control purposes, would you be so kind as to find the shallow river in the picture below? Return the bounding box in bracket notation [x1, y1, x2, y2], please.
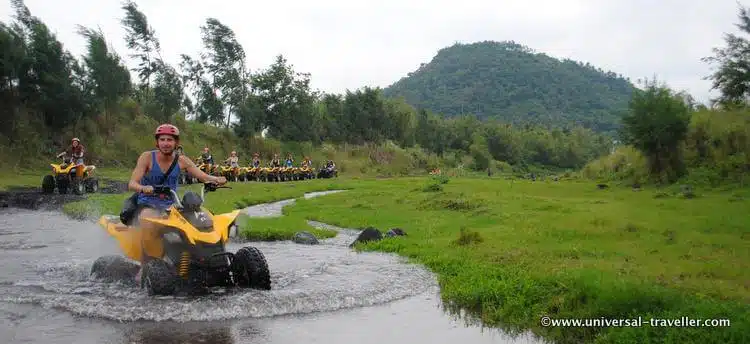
[0, 190, 541, 344]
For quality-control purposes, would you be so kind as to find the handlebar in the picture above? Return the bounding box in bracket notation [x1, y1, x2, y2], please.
[142, 182, 231, 209]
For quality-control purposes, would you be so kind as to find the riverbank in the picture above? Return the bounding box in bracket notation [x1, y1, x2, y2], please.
[10, 173, 750, 343]
[262, 176, 750, 344]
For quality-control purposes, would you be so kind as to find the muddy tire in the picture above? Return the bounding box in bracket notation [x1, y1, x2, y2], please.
[90, 255, 140, 286]
[71, 180, 85, 195]
[57, 178, 69, 194]
[142, 259, 178, 295]
[232, 246, 271, 290]
[42, 175, 55, 194]
[85, 178, 99, 193]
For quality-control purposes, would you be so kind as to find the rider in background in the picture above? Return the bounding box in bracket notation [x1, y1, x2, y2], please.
[301, 156, 312, 168]
[200, 147, 214, 165]
[251, 153, 261, 168]
[270, 153, 281, 167]
[284, 153, 294, 167]
[225, 151, 239, 168]
[57, 137, 85, 165]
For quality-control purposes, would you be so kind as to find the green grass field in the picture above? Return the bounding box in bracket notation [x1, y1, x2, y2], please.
[7, 170, 749, 344]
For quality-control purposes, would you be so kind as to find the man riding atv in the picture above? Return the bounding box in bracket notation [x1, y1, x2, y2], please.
[301, 156, 312, 168]
[270, 154, 281, 167]
[57, 137, 85, 165]
[125, 124, 227, 284]
[225, 151, 240, 168]
[284, 153, 294, 168]
[200, 147, 214, 165]
[251, 153, 261, 168]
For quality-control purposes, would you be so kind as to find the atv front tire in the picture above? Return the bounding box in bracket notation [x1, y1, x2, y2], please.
[142, 259, 178, 295]
[71, 179, 85, 195]
[232, 246, 271, 290]
[42, 175, 55, 194]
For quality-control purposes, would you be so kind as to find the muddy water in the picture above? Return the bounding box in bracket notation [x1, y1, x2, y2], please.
[0, 190, 541, 344]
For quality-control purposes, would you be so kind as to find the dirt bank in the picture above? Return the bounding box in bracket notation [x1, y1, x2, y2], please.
[0, 179, 128, 210]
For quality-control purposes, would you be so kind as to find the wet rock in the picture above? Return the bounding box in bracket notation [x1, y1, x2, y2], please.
[385, 228, 406, 237]
[90, 255, 140, 286]
[292, 231, 319, 245]
[349, 227, 383, 247]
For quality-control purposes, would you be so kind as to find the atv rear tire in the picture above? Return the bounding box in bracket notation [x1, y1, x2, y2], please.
[232, 246, 271, 290]
[142, 259, 178, 295]
[42, 175, 55, 194]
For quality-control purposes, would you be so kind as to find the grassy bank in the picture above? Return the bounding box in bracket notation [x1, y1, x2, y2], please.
[260, 176, 749, 344]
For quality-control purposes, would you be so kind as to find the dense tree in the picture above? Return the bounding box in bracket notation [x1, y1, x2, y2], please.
[703, 4, 750, 108]
[620, 78, 691, 183]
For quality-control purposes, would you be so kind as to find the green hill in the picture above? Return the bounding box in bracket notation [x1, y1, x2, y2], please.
[382, 41, 637, 133]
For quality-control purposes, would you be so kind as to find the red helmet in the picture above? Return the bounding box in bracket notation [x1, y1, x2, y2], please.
[154, 124, 180, 140]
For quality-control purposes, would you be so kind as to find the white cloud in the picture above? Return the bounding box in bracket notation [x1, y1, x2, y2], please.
[0, 0, 742, 103]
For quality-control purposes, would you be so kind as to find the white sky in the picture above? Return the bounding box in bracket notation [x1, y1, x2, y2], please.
[0, 0, 743, 104]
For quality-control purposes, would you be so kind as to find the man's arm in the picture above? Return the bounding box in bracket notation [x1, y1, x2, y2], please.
[128, 152, 150, 193]
[180, 155, 223, 183]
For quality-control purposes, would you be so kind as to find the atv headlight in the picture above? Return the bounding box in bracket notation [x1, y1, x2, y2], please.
[163, 232, 182, 243]
[229, 222, 238, 237]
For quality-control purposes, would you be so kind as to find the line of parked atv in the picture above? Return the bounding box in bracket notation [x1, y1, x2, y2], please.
[179, 162, 338, 184]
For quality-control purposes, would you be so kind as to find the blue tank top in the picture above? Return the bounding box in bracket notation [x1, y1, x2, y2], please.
[136, 151, 181, 209]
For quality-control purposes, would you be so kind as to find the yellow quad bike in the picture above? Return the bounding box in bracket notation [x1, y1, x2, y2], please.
[219, 164, 242, 182]
[242, 166, 259, 181]
[265, 166, 282, 182]
[42, 156, 98, 195]
[299, 166, 315, 180]
[92, 183, 272, 295]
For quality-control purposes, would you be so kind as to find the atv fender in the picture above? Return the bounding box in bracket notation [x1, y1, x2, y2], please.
[98, 215, 151, 262]
[212, 209, 241, 241]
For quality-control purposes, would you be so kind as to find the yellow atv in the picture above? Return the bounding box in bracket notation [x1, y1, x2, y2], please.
[299, 166, 315, 180]
[265, 166, 282, 182]
[92, 183, 271, 295]
[242, 166, 262, 181]
[219, 163, 241, 182]
[42, 156, 98, 195]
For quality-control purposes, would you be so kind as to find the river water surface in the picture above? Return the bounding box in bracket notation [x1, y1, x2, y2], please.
[0, 190, 542, 344]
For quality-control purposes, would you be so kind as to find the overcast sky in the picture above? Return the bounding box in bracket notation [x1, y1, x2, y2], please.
[0, 0, 743, 104]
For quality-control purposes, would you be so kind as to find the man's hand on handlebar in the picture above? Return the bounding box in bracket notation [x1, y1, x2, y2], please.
[140, 185, 154, 194]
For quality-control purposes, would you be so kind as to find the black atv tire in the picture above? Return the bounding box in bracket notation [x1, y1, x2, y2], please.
[42, 175, 55, 194]
[85, 178, 99, 193]
[142, 259, 178, 295]
[232, 246, 271, 290]
[72, 179, 85, 195]
[90, 255, 139, 286]
[57, 178, 69, 194]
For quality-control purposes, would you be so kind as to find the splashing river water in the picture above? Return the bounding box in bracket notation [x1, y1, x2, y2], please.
[0, 190, 540, 344]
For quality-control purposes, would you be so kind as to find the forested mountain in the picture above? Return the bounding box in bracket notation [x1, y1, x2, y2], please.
[383, 41, 637, 133]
